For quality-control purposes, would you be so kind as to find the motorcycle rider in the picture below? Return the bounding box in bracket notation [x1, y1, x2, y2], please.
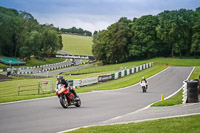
[56, 75, 79, 100]
[141, 77, 148, 89]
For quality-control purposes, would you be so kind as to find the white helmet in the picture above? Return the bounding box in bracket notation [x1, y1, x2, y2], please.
[57, 75, 63, 80]
[142, 77, 145, 80]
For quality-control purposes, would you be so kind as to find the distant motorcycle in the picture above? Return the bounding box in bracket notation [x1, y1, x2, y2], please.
[140, 81, 148, 93]
[56, 84, 81, 108]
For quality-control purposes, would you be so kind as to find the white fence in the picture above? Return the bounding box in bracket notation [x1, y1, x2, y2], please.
[69, 62, 153, 87]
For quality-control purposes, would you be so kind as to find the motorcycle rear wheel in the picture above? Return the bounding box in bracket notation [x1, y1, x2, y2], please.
[60, 96, 68, 108]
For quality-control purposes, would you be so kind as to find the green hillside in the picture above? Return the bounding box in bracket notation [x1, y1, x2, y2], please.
[62, 34, 93, 56]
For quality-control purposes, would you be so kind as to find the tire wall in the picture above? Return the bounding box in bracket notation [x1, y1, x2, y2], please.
[187, 80, 199, 103]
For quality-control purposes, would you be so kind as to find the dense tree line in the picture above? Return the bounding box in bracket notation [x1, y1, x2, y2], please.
[92, 8, 200, 64]
[0, 6, 63, 60]
[60, 27, 92, 36]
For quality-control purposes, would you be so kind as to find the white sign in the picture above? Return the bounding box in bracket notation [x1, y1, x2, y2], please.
[55, 55, 89, 59]
[73, 77, 98, 87]
[80, 77, 98, 86]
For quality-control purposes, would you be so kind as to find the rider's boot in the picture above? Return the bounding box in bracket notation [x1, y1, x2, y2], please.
[71, 89, 79, 100]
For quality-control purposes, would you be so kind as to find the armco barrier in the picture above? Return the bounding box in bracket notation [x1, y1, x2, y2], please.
[70, 62, 153, 87]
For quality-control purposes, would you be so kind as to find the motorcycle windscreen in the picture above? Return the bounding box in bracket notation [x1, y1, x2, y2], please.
[58, 87, 66, 94]
[141, 81, 146, 86]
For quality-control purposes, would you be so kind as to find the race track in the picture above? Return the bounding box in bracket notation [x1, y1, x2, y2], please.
[0, 67, 193, 133]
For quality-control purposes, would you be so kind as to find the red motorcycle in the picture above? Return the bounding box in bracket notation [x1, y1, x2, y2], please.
[56, 84, 81, 108]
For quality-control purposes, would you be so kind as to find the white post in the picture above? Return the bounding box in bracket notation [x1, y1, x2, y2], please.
[47, 71, 49, 78]
[182, 81, 187, 104]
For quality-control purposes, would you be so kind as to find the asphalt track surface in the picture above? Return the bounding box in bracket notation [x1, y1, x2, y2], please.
[0, 67, 193, 133]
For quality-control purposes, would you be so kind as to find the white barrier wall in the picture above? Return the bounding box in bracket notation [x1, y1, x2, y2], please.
[71, 62, 153, 87]
[136, 67, 138, 72]
[121, 70, 125, 77]
[127, 69, 130, 75]
[140, 65, 142, 71]
[80, 77, 98, 86]
[73, 77, 98, 87]
[115, 72, 119, 79]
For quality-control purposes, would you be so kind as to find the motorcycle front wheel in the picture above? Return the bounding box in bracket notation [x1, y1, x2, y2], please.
[60, 96, 68, 108]
[142, 86, 146, 93]
[75, 99, 81, 107]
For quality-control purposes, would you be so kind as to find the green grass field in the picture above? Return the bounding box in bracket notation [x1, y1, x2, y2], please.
[75, 65, 166, 93]
[63, 60, 151, 75]
[0, 58, 199, 103]
[63, 58, 200, 76]
[0, 57, 65, 69]
[151, 89, 183, 106]
[67, 115, 200, 133]
[189, 66, 200, 80]
[26, 57, 65, 66]
[147, 58, 200, 66]
[0, 63, 7, 70]
[0, 63, 164, 103]
[62, 34, 93, 56]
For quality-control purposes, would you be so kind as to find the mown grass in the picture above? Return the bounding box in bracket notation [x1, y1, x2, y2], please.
[0, 57, 65, 69]
[0, 58, 199, 103]
[75, 65, 166, 93]
[0, 63, 7, 70]
[147, 58, 200, 66]
[62, 34, 93, 56]
[26, 57, 65, 66]
[63, 60, 150, 75]
[151, 90, 183, 106]
[189, 66, 200, 80]
[63, 58, 200, 76]
[0, 63, 164, 103]
[67, 115, 200, 133]
[0, 77, 57, 103]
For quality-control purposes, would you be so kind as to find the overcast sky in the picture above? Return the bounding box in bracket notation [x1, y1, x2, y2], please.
[0, 0, 200, 32]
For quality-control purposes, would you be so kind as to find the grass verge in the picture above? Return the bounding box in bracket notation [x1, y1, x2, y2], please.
[0, 64, 166, 103]
[151, 90, 183, 106]
[1, 58, 199, 103]
[67, 115, 200, 133]
[76, 65, 166, 93]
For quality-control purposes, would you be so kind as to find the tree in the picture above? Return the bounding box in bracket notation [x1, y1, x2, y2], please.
[106, 17, 132, 63]
[191, 7, 200, 56]
[20, 31, 42, 59]
[129, 15, 159, 59]
[60, 27, 92, 36]
[0, 6, 62, 59]
[156, 9, 194, 57]
[92, 17, 132, 64]
[92, 30, 107, 64]
[0, 7, 20, 57]
[41, 26, 60, 54]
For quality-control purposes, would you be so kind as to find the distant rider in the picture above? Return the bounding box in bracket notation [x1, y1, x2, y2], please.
[56, 75, 79, 100]
[141, 77, 148, 89]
